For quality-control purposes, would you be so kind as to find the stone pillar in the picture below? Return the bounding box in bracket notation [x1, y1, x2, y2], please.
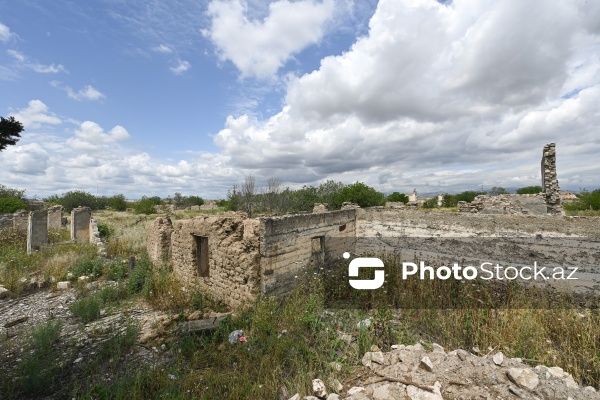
[541, 143, 563, 215]
[437, 192, 444, 207]
[13, 210, 29, 234]
[408, 189, 417, 203]
[71, 207, 91, 243]
[27, 210, 48, 254]
[47, 205, 64, 230]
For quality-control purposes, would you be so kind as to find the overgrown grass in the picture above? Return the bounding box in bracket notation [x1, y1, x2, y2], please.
[70, 284, 131, 323]
[0, 228, 98, 294]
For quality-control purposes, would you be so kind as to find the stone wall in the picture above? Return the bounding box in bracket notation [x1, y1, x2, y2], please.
[47, 205, 64, 230]
[0, 214, 12, 230]
[27, 210, 48, 254]
[541, 143, 563, 215]
[259, 210, 357, 296]
[169, 214, 261, 308]
[13, 210, 28, 234]
[458, 193, 547, 215]
[147, 216, 174, 265]
[71, 207, 91, 243]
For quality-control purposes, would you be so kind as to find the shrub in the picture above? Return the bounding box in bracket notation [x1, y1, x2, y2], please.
[563, 189, 600, 211]
[0, 184, 25, 199]
[128, 256, 153, 294]
[516, 185, 542, 194]
[70, 295, 101, 323]
[0, 197, 28, 213]
[70, 258, 103, 279]
[97, 222, 113, 239]
[45, 190, 98, 212]
[336, 182, 385, 208]
[387, 192, 408, 203]
[132, 198, 159, 215]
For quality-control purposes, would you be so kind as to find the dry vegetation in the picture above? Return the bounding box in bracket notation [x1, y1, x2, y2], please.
[0, 209, 598, 399]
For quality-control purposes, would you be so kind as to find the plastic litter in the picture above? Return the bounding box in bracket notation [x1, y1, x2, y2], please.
[357, 318, 371, 328]
[228, 329, 244, 344]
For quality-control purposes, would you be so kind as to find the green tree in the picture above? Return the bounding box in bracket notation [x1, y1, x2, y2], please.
[0, 116, 24, 151]
[187, 196, 204, 206]
[45, 190, 98, 212]
[443, 191, 486, 207]
[108, 194, 128, 211]
[132, 198, 159, 215]
[337, 182, 385, 208]
[421, 197, 437, 208]
[489, 186, 508, 195]
[0, 198, 28, 213]
[0, 184, 25, 199]
[317, 180, 346, 209]
[387, 192, 408, 203]
[563, 189, 600, 211]
[516, 186, 542, 194]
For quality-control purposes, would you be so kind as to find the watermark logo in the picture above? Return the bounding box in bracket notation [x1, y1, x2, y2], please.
[345, 252, 385, 290]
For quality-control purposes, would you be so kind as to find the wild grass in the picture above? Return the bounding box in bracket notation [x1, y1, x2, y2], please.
[0, 228, 98, 294]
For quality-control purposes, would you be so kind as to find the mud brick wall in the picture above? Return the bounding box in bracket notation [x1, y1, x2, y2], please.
[259, 210, 356, 296]
[168, 215, 261, 308]
[71, 207, 91, 243]
[27, 210, 48, 254]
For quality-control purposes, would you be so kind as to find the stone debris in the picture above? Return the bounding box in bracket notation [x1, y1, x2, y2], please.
[312, 378, 328, 399]
[306, 343, 598, 400]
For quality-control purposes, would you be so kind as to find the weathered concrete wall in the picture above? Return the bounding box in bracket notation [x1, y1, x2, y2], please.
[47, 205, 64, 230]
[260, 210, 356, 296]
[541, 143, 563, 215]
[27, 210, 48, 254]
[168, 214, 261, 308]
[13, 210, 29, 234]
[357, 208, 600, 238]
[458, 194, 547, 215]
[71, 207, 91, 243]
[147, 216, 174, 265]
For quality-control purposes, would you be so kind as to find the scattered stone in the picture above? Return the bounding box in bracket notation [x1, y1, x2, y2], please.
[406, 382, 443, 400]
[187, 310, 202, 321]
[57, 281, 71, 290]
[431, 343, 444, 353]
[362, 351, 385, 367]
[312, 378, 328, 399]
[391, 344, 405, 350]
[507, 368, 539, 391]
[563, 374, 579, 389]
[0, 286, 12, 299]
[303, 397, 319, 400]
[347, 386, 366, 395]
[370, 344, 380, 352]
[492, 351, 504, 366]
[419, 356, 434, 372]
[584, 386, 597, 392]
[327, 377, 343, 393]
[4, 316, 28, 328]
[456, 349, 470, 361]
[329, 361, 342, 372]
[288, 394, 300, 400]
[325, 394, 340, 400]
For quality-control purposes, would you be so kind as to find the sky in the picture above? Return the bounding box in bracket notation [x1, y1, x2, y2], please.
[1, 0, 599, 200]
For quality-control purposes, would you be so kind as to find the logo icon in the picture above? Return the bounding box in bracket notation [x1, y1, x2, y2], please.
[345, 252, 385, 290]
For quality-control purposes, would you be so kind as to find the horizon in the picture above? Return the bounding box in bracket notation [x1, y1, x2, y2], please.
[1, 1, 599, 199]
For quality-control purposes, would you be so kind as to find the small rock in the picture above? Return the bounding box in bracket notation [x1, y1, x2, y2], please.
[327, 377, 343, 393]
[584, 386, 597, 392]
[370, 344, 380, 352]
[187, 310, 202, 320]
[347, 387, 365, 395]
[325, 394, 340, 400]
[547, 366, 568, 379]
[372, 383, 396, 400]
[563, 375, 578, 389]
[57, 281, 71, 290]
[0, 286, 12, 299]
[406, 381, 443, 400]
[329, 361, 342, 372]
[492, 351, 504, 366]
[391, 344, 405, 350]
[456, 349, 469, 361]
[288, 394, 301, 400]
[431, 343, 444, 353]
[357, 318, 371, 328]
[362, 351, 385, 367]
[419, 356, 434, 372]
[303, 397, 319, 400]
[312, 378, 328, 399]
[73, 357, 83, 363]
[507, 368, 539, 391]
[78, 275, 89, 282]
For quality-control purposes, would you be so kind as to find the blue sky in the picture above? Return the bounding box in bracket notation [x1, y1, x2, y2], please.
[1, 0, 599, 199]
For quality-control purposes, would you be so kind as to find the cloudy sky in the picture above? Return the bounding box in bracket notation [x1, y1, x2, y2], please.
[1, 0, 599, 199]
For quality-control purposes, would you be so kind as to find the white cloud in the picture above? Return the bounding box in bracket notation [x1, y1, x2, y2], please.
[1, 143, 49, 175]
[51, 81, 106, 101]
[13, 100, 62, 129]
[170, 59, 191, 75]
[0, 22, 12, 42]
[67, 121, 130, 152]
[204, 0, 336, 78]
[7, 49, 67, 74]
[153, 44, 173, 54]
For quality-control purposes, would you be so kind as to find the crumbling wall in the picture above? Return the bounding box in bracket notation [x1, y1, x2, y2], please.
[13, 210, 28, 234]
[312, 203, 328, 213]
[541, 143, 563, 215]
[0, 214, 12, 230]
[27, 210, 48, 254]
[168, 214, 261, 308]
[260, 210, 356, 296]
[357, 208, 600, 238]
[147, 216, 174, 265]
[47, 205, 64, 230]
[71, 207, 91, 243]
[458, 194, 547, 215]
